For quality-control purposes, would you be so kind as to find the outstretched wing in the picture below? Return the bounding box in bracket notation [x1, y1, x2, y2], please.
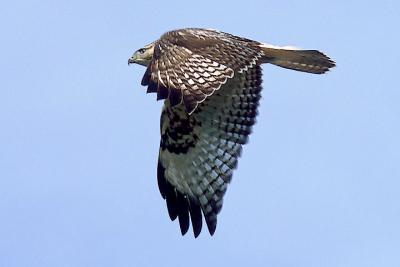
[141, 28, 263, 114]
[157, 65, 262, 237]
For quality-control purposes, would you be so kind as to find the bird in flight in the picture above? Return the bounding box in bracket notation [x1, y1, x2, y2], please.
[128, 28, 335, 237]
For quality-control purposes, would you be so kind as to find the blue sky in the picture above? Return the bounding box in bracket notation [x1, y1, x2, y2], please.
[1, 1, 399, 266]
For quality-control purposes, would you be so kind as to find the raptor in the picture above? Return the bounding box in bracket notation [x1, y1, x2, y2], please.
[128, 28, 335, 237]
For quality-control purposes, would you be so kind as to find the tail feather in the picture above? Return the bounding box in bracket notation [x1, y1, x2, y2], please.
[259, 44, 336, 74]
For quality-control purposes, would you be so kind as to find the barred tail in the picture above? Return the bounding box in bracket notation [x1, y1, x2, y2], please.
[259, 44, 336, 74]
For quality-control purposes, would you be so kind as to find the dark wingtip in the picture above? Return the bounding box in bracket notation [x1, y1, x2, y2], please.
[146, 80, 158, 93]
[179, 220, 190, 236]
[205, 215, 217, 236]
[157, 160, 167, 198]
[157, 84, 169, 100]
[169, 88, 183, 107]
[177, 194, 190, 235]
[141, 66, 151, 86]
[189, 200, 203, 238]
[158, 159, 179, 220]
[166, 197, 178, 221]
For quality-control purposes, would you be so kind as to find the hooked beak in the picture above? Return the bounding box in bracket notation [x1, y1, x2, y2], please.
[128, 53, 137, 65]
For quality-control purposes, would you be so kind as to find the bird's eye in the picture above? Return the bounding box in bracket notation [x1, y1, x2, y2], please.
[138, 48, 146, 54]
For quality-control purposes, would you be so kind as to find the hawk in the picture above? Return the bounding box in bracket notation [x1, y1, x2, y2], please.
[128, 28, 335, 237]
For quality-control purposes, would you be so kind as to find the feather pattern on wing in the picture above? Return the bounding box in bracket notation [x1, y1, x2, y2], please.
[130, 27, 336, 237]
[141, 29, 264, 114]
[157, 65, 262, 237]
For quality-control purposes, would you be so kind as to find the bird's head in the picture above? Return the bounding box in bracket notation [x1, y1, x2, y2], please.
[128, 42, 155, 67]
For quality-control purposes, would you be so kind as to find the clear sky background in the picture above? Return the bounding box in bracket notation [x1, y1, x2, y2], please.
[1, 1, 399, 266]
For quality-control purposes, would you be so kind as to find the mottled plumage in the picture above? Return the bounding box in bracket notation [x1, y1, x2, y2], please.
[128, 28, 335, 237]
